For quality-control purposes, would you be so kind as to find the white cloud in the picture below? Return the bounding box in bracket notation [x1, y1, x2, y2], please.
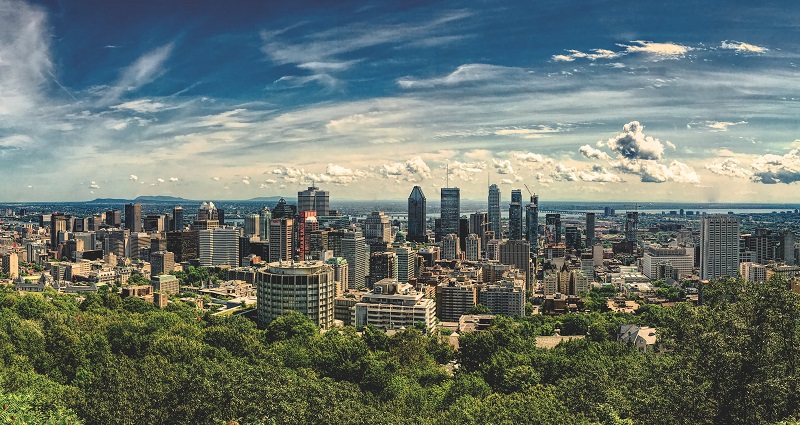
[88, 181, 100, 189]
[169, 177, 179, 182]
[380, 156, 432, 181]
[500, 178, 513, 184]
[513, 152, 555, 166]
[111, 98, 169, 113]
[492, 159, 514, 174]
[447, 160, 486, 181]
[552, 48, 622, 62]
[397, 64, 522, 89]
[156, 178, 165, 183]
[494, 126, 560, 139]
[705, 158, 754, 179]
[550, 163, 578, 181]
[307, 163, 369, 185]
[751, 149, 800, 184]
[621, 41, 691, 57]
[579, 144, 611, 161]
[129, 174, 138, 181]
[707, 121, 747, 131]
[578, 165, 622, 183]
[101, 43, 174, 103]
[613, 158, 700, 183]
[242, 178, 251, 185]
[600, 121, 666, 160]
[721, 40, 767, 53]
[211, 176, 221, 181]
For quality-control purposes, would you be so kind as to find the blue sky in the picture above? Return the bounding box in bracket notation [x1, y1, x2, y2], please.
[1, 0, 800, 202]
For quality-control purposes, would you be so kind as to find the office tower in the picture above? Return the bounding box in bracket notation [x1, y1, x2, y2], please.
[197, 202, 215, 221]
[700, 215, 740, 280]
[526, 193, 539, 250]
[106, 229, 130, 259]
[298, 211, 318, 260]
[198, 227, 239, 267]
[545, 214, 562, 245]
[269, 218, 294, 263]
[783, 230, 796, 266]
[105, 209, 122, 227]
[625, 211, 639, 243]
[172, 206, 184, 231]
[394, 246, 416, 283]
[642, 246, 693, 280]
[585, 212, 596, 247]
[217, 209, 225, 226]
[143, 215, 165, 233]
[440, 187, 460, 239]
[271, 198, 295, 219]
[565, 225, 581, 250]
[326, 257, 349, 296]
[50, 213, 68, 249]
[469, 212, 488, 245]
[244, 214, 260, 237]
[129, 232, 151, 260]
[436, 281, 477, 321]
[166, 230, 198, 263]
[488, 184, 501, 239]
[364, 211, 391, 244]
[259, 207, 271, 241]
[509, 189, 523, 240]
[465, 233, 481, 261]
[151, 251, 175, 276]
[407, 186, 427, 242]
[124, 203, 142, 233]
[257, 260, 335, 328]
[73, 217, 89, 232]
[341, 231, 367, 290]
[441, 233, 460, 260]
[368, 251, 397, 288]
[499, 240, 531, 290]
[297, 185, 330, 216]
[1, 252, 19, 279]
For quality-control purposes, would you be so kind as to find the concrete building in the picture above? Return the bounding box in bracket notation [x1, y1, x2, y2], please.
[325, 257, 349, 296]
[642, 246, 694, 280]
[488, 184, 501, 239]
[297, 185, 330, 216]
[700, 215, 740, 280]
[341, 231, 367, 290]
[585, 212, 596, 248]
[166, 230, 198, 263]
[479, 280, 525, 317]
[499, 239, 531, 289]
[364, 211, 391, 244]
[353, 279, 437, 332]
[435, 281, 477, 322]
[394, 245, 416, 283]
[151, 274, 180, 295]
[269, 218, 294, 263]
[150, 250, 175, 276]
[1, 252, 19, 279]
[465, 233, 481, 261]
[257, 260, 336, 328]
[244, 214, 260, 238]
[441, 233, 460, 261]
[198, 227, 239, 267]
[740, 262, 767, 283]
[508, 189, 523, 240]
[368, 251, 397, 288]
[124, 203, 142, 233]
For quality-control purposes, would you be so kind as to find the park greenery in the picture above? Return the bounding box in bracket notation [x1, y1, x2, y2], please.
[0, 276, 798, 424]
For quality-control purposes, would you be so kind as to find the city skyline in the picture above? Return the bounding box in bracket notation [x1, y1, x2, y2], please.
[1, 0, 800, 202]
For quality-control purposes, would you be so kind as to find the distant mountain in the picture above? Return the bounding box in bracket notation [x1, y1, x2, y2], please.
[244, 196, 285, 203]
[133, 195, 192, 203]
[87, 198, 131, 204]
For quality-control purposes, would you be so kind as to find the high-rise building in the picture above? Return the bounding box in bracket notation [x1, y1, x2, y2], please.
[353, 280, 436, 332]
[394, 246, 416, 283]
[299, 213, 319, 260]
[488, 184, 501, 239]
[700, 215, 740, 280]
[407, 186, 427, 242]
[479, 280, 525, 316]
[257, 260, 336, 328]
[244, 214, 260, 238]
[341, 231, 367, 290]
[641, 246, 694, 280]
[625, 212, 639, 243]
[124, 203, 142, 233]
[364, 211, 391, 244]
[526, 194, 539, 250]
[259, 207, 271, 241]
[269, 218, 294, 263]
[297, 186, 330, 216]
[565, 225, 581, 251]
[50, 213, 68, 250]
[105, 210, 122, 227]
[499, 240, 531, 290]
[545, 214, 561, 245]
[1, 252, 19, 279]
[441, 233, 460, 260]
[585, 212, 596, 247]
[508, 189, 523, 240]
[106, 229, 130, 259]
[143, 215, 165, 233]
[436, 281, 477, 321]
[198, 227, 239, 267]
[166, 230, 198, 263]
[440, 187, 460, 239]
[172, 206, 184, 231]
[465, 233, 481, 261]
[367, 251, 397, 288]
[150, 251, 175, 276]
[469, 212, 489, 246]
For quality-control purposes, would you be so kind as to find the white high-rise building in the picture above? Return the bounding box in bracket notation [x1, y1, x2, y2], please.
[488, 184, 501, 239]
[394, 246, 416, 283]
[700, 215, 740, 280]
[642, 246, 694, 280]
[199, 227, 239, 267]
[341, 231, 367, 290]
[441, 233, 460, 260]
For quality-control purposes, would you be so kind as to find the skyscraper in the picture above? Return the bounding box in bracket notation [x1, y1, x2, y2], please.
[545, 214, 561, 245]
[50, 213, 68, 249]
[585, 212, 596, 247]
[269, 218, 294, 263]
[198, 227, 239, 267]
[440, 187, 460, 240]
[172, 206, 184, 231]
[508, 189, 523, 240]
[298, 185, 330, 216]
[625, 212, 639, 243]
[526, 193, 539, 250]
[700, 215, 740, 280]
[364, 211, 391, 244]
[105, 209, 122, 227]
[259, 206, 271, 241]
[124, 203, 142, 233]
[407, 186, 427, 242]
[488, 184, 501, 239]
[244, 214, 260, 238]
[257, 260, 335, 328]
[341, 231, 367, 290]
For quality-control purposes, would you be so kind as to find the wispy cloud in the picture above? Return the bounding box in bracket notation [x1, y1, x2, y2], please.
[721, 40, 767, 53]
[100, 43, 174, 104]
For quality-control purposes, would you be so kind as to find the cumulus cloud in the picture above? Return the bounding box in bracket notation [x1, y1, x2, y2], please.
[169, 177, 179, 182]
[272, 165, 307, 183]
[500, 178, 513, 185]
[751, 149, 800, 184]
[211, 176, 221, 181]
[242, 178, 251, 185]
[514, 152, 555, 166]
[579, 165, 622, 182]
[579, 144, 611, 161]
[129, 175, 138, 181]
[705, 158, 754, 179]
[622, 41, 691, 57]
[380, 156, 432, 181]
[550, 164, 578, 181]
[88, 181, 100, 189]
[613, 158, 700, 183]
[600, 121, 666, 160]
[308, 163, 369, 185]
[552, 49, 622, 62]
[156, 177, 165, 183]
[447, 160, 486, 181]
[492, 159, 514, 174]
[264, 178, 277, 184]
[721, 40, 767, 53]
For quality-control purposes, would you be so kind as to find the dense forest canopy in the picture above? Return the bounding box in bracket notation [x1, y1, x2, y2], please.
[0, 277, 798, 424]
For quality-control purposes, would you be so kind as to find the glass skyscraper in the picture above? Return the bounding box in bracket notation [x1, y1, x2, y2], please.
[440, 187, 460, 239]
[407, 186, 427, 242]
